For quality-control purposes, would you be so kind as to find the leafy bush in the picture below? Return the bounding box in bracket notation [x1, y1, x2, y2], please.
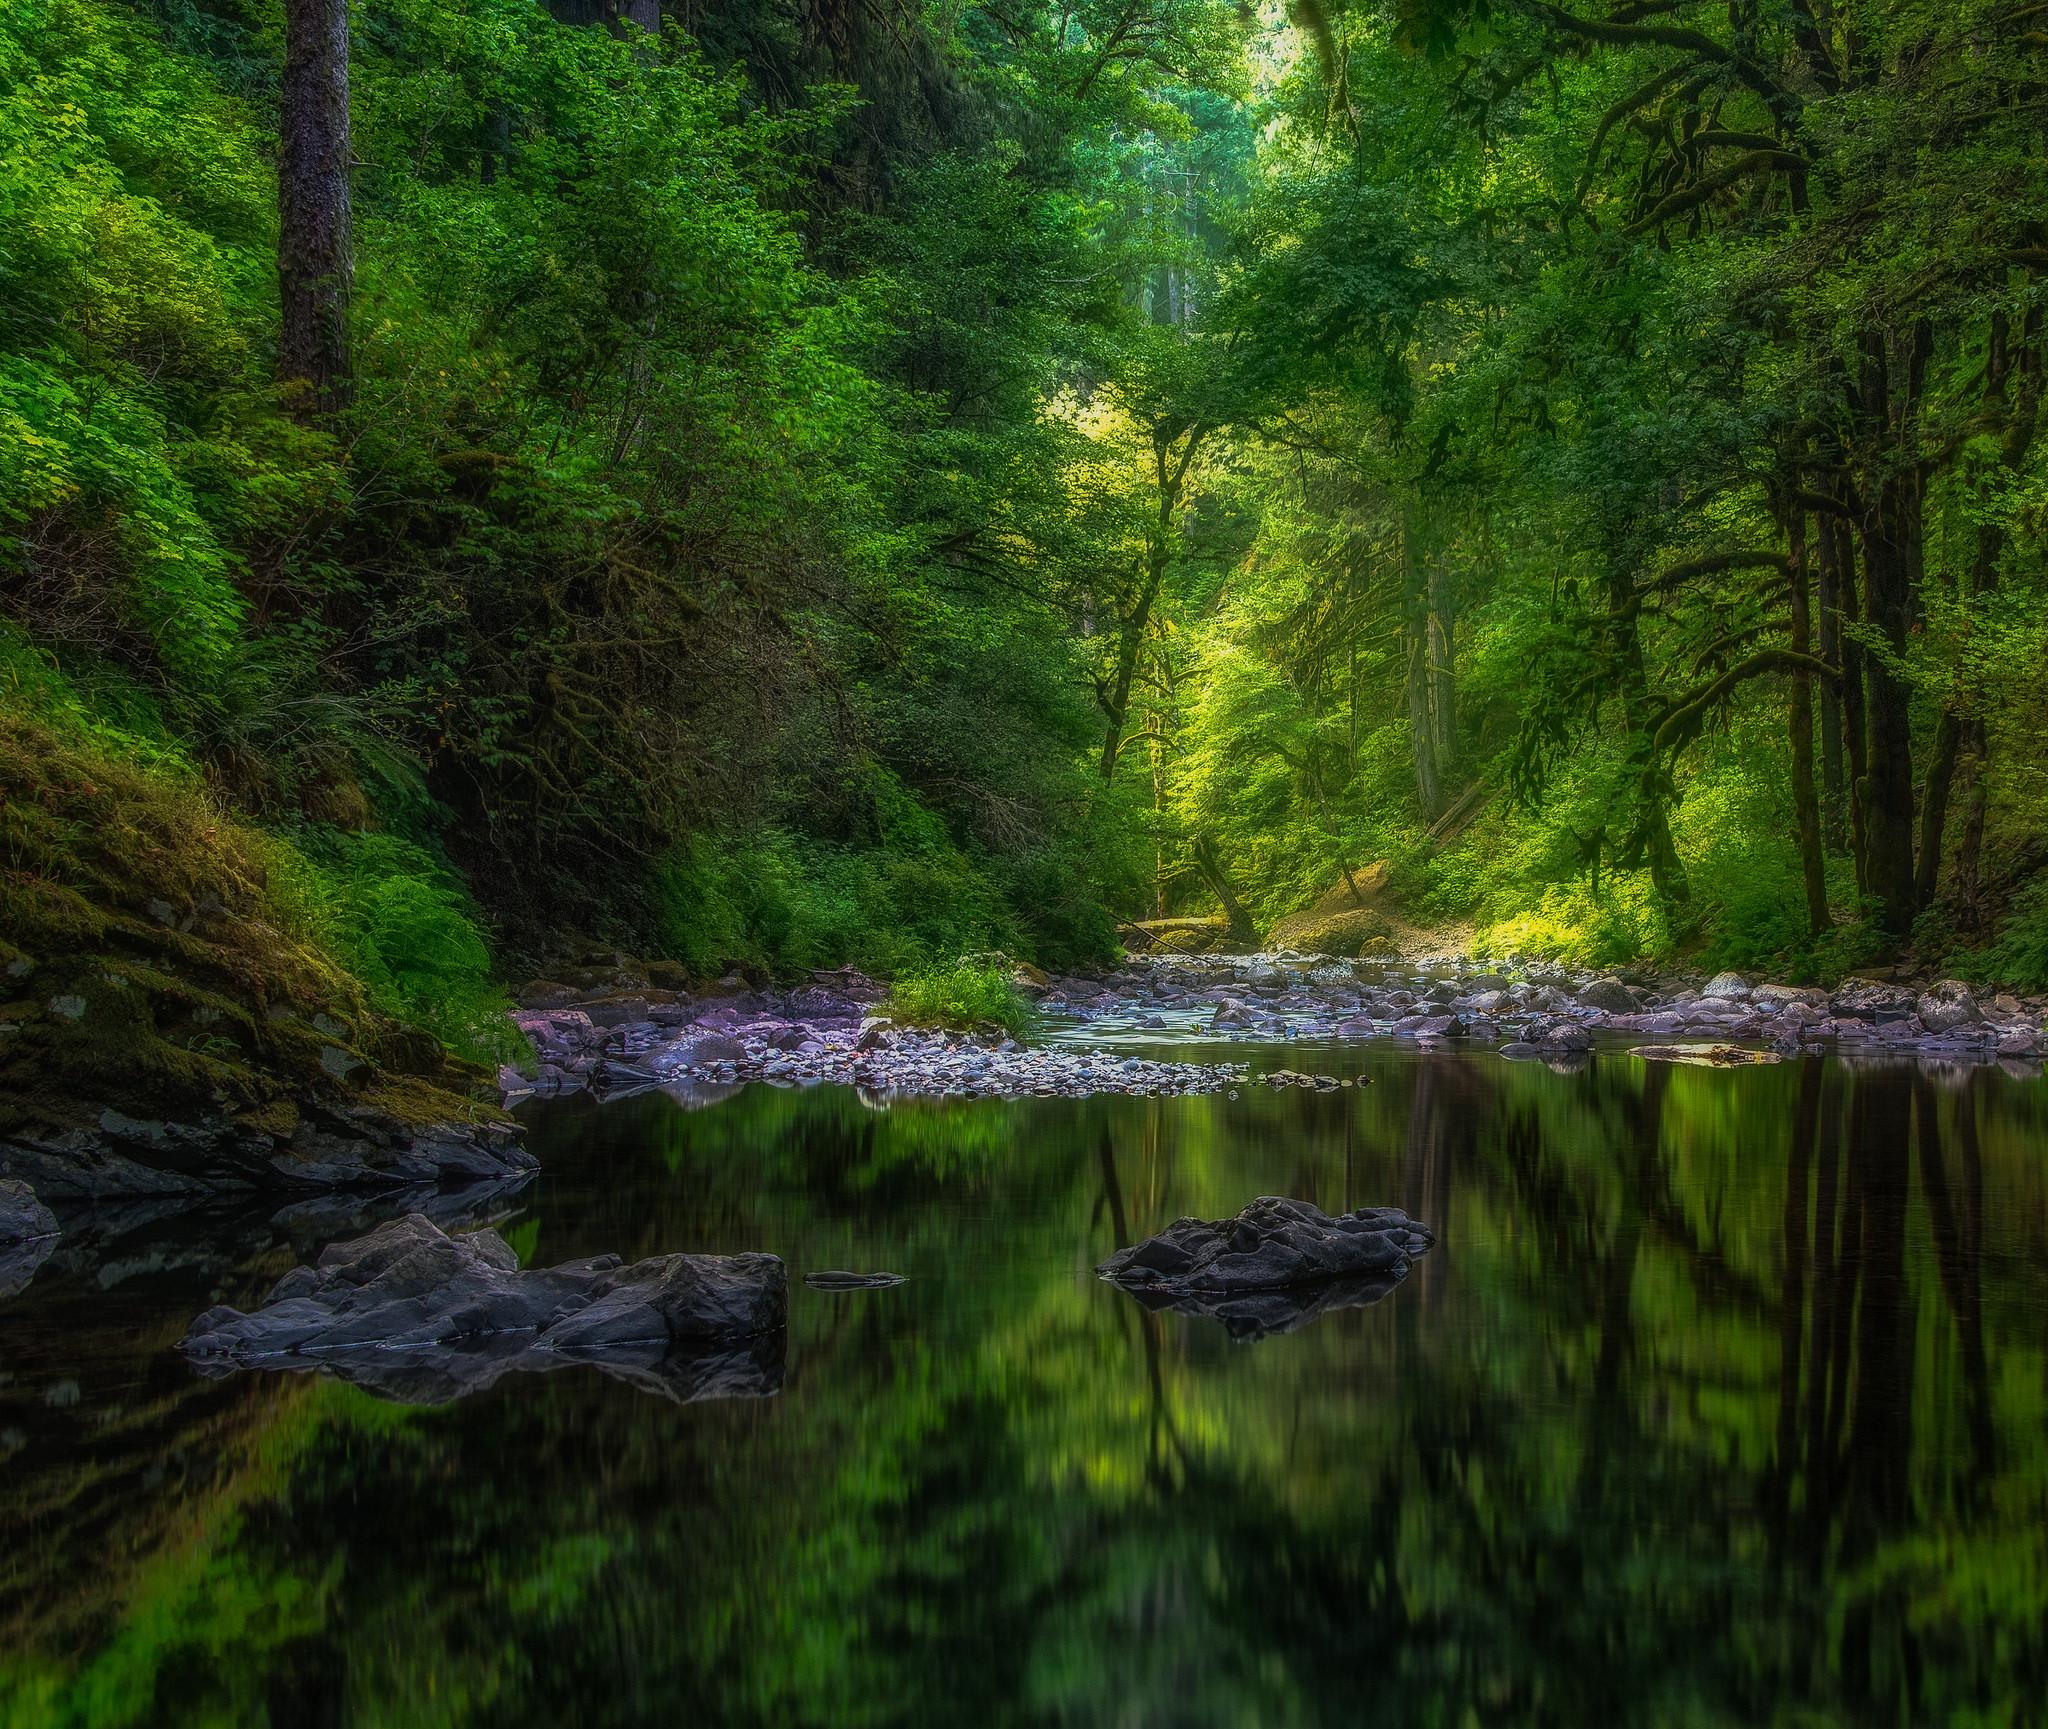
[1949, 879, 2048, 995]
[885, 963, 1033, 1037]
[278, 830, 525, 1069]
[1470, 878, 1664, 968]
[655, 772, 1042, 978]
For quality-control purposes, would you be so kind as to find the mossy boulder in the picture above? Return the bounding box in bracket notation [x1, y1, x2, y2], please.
[1264, 864, 1404, 958]
[1267, 905, 1394, 959]
[0, 709, 528, 1196]
[1120, 917, 1240, 956]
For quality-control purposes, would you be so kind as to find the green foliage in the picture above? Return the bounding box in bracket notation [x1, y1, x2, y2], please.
[656, 815, 1015, 982]
[1949, 881, 2048, 996]
[885, 962, 1033, 1037]
[277, 830, 523, 1068]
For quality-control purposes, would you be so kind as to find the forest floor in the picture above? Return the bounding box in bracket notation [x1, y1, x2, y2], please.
[1265, 864, 1476, 963]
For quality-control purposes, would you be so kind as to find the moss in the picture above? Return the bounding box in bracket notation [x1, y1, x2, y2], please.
[0, 705, 495, 1142]
[363, 1074, 512, 1131]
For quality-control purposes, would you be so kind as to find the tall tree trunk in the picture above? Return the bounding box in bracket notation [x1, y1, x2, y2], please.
[1852, 330, 1924, 938]
[1832, 513, 1870, 892]
[1604, 562, 1689, 910]
[1428, 548, 1457, 770]
[1937, 306, 2043, 926]
[1190, 836, 1256, 946]
[1954, 721, 1989, 931]
[1914, 711, 1963, 909]
[1402, 510, 1442, 823]
[279, 0, 353, 415]
[1815, 513, 1847, 852]
[1102, 427, 1196, 784]
[1787, 506, 1830, 935]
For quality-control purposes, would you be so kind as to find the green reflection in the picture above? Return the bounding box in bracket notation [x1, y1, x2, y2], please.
[2, 1052, 2044, 1727]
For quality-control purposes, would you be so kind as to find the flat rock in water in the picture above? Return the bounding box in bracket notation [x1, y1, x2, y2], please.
[1097, 1196, 1434, 1340]
[1634, 1044, 1785, 1067]
[179, 1213, 786, 1404]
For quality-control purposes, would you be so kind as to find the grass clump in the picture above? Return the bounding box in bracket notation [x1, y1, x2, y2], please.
[885, 963, 1033, 1038]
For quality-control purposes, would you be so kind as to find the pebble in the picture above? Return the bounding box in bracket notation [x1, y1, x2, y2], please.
[507, 956, 2046, 1105]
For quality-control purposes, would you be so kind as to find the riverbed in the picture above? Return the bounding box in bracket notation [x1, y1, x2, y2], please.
[1, 1035, 2043, 1724]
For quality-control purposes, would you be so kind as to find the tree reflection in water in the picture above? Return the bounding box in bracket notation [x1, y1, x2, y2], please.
[0, 1048, 2043, 1725]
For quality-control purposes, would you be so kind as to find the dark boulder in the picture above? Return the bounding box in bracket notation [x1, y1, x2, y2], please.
[1098, 1196, 1434, 1340]
[0, 1176, 59, 1299]
[180, 1214, 785, 1404]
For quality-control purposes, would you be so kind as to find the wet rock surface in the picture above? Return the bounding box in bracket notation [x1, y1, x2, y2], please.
[3, 1102, 534, 1201]
[0, 1177, 59, 1299]
[180, 1214, 786, 1405]
[1098, 1197, 1436, 1341]
[804, 1270, 906, 1290]
[503, 953, 2046, 1108]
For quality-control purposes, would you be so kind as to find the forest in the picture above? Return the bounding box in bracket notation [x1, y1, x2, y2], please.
[5, 0, 2048, 1054]
[5, 4, 2047, 1718]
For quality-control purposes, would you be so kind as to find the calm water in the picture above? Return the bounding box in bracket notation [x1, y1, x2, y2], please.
[2, 1041, 2045, 1726]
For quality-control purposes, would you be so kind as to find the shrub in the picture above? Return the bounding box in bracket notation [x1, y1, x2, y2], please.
[1949, 879, 2048, 995]
[277, 830, 525, 1069]
[885, 963, 1032, 1038]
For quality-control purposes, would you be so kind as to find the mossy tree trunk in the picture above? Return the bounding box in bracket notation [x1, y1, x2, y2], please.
[279, 0, 353, 416]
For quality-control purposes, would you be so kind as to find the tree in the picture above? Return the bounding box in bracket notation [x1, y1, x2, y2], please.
[278, 0, 353, 414]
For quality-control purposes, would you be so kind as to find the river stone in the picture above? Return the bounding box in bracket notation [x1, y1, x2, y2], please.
[180, 1214, 786, 1404]
[1578, 977, 1635, 1013]
[1100, 1196, 1432, 1296]
[804, 1270, 906, 1290]
[1099, 1198, 1433, 1341]
[0, 1177, 60, 1299]
[684, 1031, 749, 1065]
[1701, 971, 1753, 1001]
[854, 1018, 895, 1052]
[1916, 979, 1981, 1033]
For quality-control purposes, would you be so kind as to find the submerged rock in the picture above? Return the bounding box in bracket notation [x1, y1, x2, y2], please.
[1634, 1044, 1785, 1067]
[180, 1214, 786, 1404]
[0, 1177, 59, 1299]
[1098, 1196, 1434, 1340]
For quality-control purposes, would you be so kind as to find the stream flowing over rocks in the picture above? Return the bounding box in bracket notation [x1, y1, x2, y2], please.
[179, 1214, 787, 1405]
[505, 953, 2047, 1107]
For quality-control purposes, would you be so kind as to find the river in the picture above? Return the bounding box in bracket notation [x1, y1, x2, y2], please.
[1, 1036, 2043, 1724]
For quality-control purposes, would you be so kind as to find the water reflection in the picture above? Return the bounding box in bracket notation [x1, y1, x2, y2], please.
[0, 1048, 2042, 1724]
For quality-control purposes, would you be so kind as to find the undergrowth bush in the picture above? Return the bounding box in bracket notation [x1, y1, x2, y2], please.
[277, 830, 524, 1068]
[1469, 878, 1664, 968]
[654, 770, 1075, 978]
[885, 963, 1032, 1037]
[1948, 880, 2048, 994]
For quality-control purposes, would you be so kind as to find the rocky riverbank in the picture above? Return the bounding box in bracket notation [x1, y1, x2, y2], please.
[504, 951, 2046, 1106]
